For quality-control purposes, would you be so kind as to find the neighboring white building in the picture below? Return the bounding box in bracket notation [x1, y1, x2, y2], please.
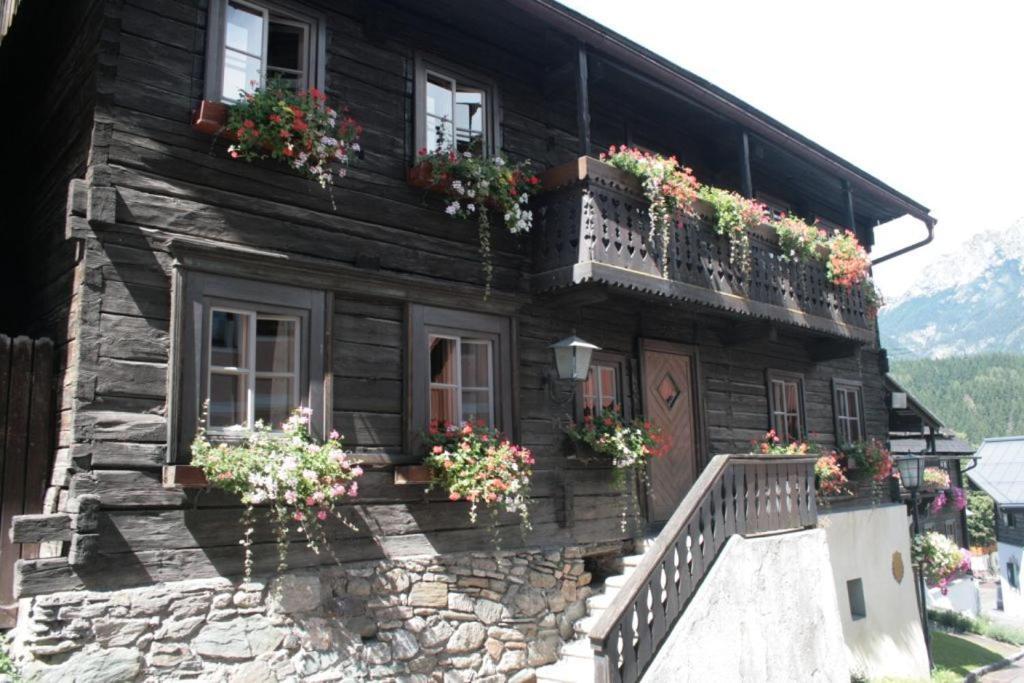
[968, 436, 1024, 617]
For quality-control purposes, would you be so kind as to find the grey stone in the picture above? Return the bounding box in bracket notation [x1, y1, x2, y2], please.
[528, 572, 557, 589]
[473, 599, 507, 625]
[419, 617, 455, 648]
[363, 641, 392, 665]
[485, 637, 504, 661]
[448, 592, 476, 613]
[444, 671, 475, 683]
[527, 638, 558, 667]
[487, 626, 525, 642]
[92, 617, 151, 647]
[447, 622, 486, 653]
[347, 577, 371, 596]
[194, 616, 285, 660]
[497, 648, 527, 672]
[377, 567, 411, 593]
[388, 629, 420, 661]
[26, 646, 143, 683]
[154, 615, 205, 641]
[512, 589, 546, 617]
[546, 593, 566, 613]
[408, 654, 438, 674]
[269, 574, 321, 614]
[233, 590, 263, 608]
[509, 668, 537, 683]
[230, 659, 278, 683]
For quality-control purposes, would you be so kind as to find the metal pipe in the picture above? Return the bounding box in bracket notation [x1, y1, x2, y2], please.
[871, 217, 935, 265]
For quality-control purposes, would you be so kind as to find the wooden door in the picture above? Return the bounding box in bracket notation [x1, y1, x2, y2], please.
[642, 341, 698, 524]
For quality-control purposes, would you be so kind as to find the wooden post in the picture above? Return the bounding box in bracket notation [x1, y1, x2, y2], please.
[576, 42, 591, 157]
[842, 179, 856, 231]
[739, 130, 753, 198]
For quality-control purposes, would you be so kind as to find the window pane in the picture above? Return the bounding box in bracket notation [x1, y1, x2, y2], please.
[430, 386, 457, 425]
[582, 369, 597, 416]
[267, 20, 303, 72]
[461, 341, 490, 389]
[785, 382, 799, 413]
[209, 372, 247, 428]
[771, 413, 786, 438]
[847, 390, 861, 421]
[461, 389, 491, 425]
[786, 414, 800, 440]
[211, 311, 249, 368]
[226, 2, 264, 55]
[430, 337, 457, 385]
[772, 381, 785, 414]
[255, 318, 296, 373]
[254, 376, 294, 428]
[599, 366, 617, 409]
[455, 87, 485, 154]
[223, 49, 262, 99]
[426, 74, 453, 120]
[836, 390, 848, 417]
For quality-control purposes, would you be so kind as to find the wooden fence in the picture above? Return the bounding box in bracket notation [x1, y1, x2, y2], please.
[590, 454, 818, 683]
[0, 335, 54, 628]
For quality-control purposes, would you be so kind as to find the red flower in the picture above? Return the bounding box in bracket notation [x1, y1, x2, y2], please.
[293, 119, 309, 133]
[243, 119, 255, 129]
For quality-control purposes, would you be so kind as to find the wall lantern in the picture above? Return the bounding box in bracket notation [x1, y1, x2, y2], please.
[895, 455, 923, 491]
[549, 335, 600, 382]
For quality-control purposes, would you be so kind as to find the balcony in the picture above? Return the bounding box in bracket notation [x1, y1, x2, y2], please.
[532, 157, 875, 343]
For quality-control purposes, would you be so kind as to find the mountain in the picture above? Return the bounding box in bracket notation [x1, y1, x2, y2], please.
[879, 219, 1024, 359]
[889, 354, 1024, 446]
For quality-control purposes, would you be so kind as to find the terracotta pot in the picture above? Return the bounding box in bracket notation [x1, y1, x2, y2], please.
[407, 161, 452, 192]
[191, 100, 235, 139]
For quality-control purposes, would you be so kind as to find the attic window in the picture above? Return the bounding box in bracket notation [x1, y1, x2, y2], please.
[207, 0, 324, 102]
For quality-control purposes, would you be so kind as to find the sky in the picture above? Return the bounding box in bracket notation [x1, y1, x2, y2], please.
[558, 0, 1024, 299]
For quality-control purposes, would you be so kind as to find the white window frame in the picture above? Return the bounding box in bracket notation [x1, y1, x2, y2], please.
[767, 371, 805, 442]
[414, 54, 500, 157]
[207, 307, 301, 434]
[428, 333, 495, 427]
[205, 0, 325, 103]
[833, 379, 865, 446]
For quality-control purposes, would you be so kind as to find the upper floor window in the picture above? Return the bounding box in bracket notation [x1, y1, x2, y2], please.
[767, 370, 804, 442]
[415, 55, 498, 156]
[578, 352, 627, 420]
[833, 379, 864, 446]
[172, 272, 326, 461]
[206, 0, 324, 102]
[409, 305, 513, 451]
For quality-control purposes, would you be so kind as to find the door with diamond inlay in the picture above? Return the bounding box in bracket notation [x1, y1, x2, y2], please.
[642, 340, 698, 523]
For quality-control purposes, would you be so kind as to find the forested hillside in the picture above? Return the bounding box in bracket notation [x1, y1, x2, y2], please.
[889, 354, 1024, 446]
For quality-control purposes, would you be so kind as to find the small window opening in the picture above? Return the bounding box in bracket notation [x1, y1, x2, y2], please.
[847, 578, 866, 620]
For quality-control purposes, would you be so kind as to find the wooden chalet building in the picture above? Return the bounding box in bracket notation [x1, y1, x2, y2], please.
[0, 0, 936, 680]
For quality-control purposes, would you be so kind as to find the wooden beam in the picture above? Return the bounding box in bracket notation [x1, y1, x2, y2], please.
[807, 338, 860, 362]
[717, 322, 776, 347]
[739, 129, 753, 198]
[576, 42, 591, 156]
[841, 179, 856, 231]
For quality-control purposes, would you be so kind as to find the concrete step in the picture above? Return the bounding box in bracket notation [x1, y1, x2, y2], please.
[536, 656, 594, 683]
[586, 590, 619, 613]
[574, 613, 600, 636]
[558, 637, 593, 662]
[622, 553, 645, 568]
[604, 572, 635, 589]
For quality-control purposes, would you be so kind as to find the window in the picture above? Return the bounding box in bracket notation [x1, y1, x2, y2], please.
[206, 0, 324, 102]
[409, 305, 513, 450]
[833, 379, 864, 445]
[172, 272, 327, 460]
[429, 335, 494, 426]
[1008, 562, 1019, 590]
[767, 371, 804, 442]
[1004, 510, 1017, 528]
[577, 352, 627, 420]
[846, 578, 866, 620]
[415, 56, 498, 156]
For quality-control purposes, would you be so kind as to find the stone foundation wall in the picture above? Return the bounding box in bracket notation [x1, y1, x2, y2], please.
[10, 546, 603, 682]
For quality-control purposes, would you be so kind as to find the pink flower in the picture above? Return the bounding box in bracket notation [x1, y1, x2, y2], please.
[329, 430, 340, 440]
[284, 490, 297, 504]
[306, 496, 316, 506]
[449, 492, 460, 501]
[347, 482, 358, 497]
[293, 511, 305, 522]
[317, 510, 328, 521]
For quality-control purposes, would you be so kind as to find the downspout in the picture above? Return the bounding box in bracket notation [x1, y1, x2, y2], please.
[871, 217, 936, 265]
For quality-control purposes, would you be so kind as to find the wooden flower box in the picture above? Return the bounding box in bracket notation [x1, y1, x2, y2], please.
[162, 465, 209, 489]
[394, 464, 432, 485]
[191, 100, 233, 137]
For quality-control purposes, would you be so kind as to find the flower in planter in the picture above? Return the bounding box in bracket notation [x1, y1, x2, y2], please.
[825, 229, 871, 287]
[912, 531, 971, 594]
[770, 214, 828, 263]
[922, 466, 952, 490]
[862, 278, 885, 319]
[697, 186, 767, 275]
[226, 81, 362, 191]
[930, 486, 968, 514]
[190, 407, 363, 577]
[843, 439, 893, 482]
[601, 146, 700, 276]
[412, 149, 540, 298]
[752, 429, 814, 456]
[815, 452, 851, 496]
[424, 420, 534, 528]
[565, 408, 667, 475]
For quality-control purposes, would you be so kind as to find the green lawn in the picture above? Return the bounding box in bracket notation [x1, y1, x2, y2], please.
[930, 631, 1004, 677]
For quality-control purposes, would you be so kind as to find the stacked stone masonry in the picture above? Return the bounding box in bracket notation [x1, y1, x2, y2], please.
[10, 546, 602, 682]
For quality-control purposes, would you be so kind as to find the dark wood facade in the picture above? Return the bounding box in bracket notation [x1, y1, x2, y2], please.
[0, 0, 931, 597]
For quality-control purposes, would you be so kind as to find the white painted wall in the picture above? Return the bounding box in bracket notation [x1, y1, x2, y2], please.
[997, 542, 1024, 617]
[821, 504, 930, 682]
[642, 529, 848, 683]
[926, 577, 980, 617]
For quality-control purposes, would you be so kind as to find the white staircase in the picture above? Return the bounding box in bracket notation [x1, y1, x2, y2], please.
[536, 549, 647, 682]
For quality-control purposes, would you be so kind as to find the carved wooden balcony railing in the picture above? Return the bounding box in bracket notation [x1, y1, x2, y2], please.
[533, 157, 874, 343]
[589, 454, 818, 683]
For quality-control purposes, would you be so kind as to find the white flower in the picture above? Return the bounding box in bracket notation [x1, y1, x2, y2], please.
[351, 143, 361, 152]
[492, 157, 505, 166]
[467, 203, 476, 213]
[445, 202, 460, 216]
[451, 180, 465, 195]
